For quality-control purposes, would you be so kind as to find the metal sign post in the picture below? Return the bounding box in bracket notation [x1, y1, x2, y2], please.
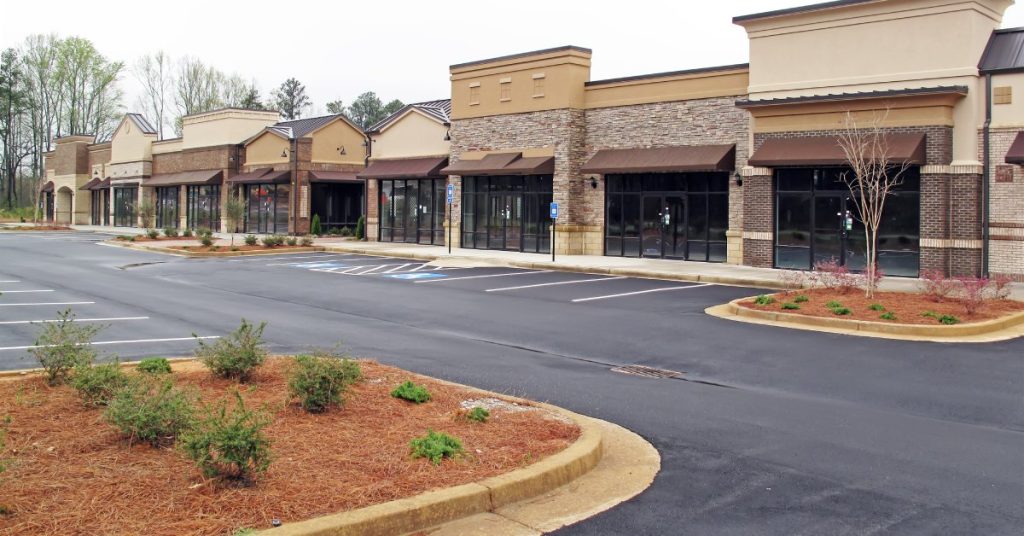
[549, 202, 558, 263]
[446, 184, 455, 255]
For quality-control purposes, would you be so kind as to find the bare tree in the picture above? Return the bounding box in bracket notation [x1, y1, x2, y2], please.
[134, 51, 172, 139]
[54, 37, 123, 138]
[836, 110, 911, 298]
[221, 74, 249, 108]
[174, 57, 223, 134]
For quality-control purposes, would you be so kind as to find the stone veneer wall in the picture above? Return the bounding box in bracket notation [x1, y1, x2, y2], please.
[584, 96, 749, 262]
[983, 128, 1024, 281]
[745, 126, 981, 276]
[449, 108, 588, 254]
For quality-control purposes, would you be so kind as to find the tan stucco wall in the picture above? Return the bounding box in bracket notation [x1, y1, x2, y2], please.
[749, 93, 962, 133]
[584, 69, 749, 109]
[181, 109, 279, 150]
[370, 110, 450, 160]
[310, 118, 366, 165]
[991, 72, 1024, 128]
[450, 48, 591, 120]
[244, 132, 289, 166]
[110, 117, 156, 165]
[151, 138, 183, 155]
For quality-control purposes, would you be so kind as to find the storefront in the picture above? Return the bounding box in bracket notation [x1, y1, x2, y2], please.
[309, 171, 365, 233]
[144, 170, 225, 231]
[227, 168, 291, 234]
[113, 185, 138, 227]
[187, 184, 220, 231]
[40, 181, 54, 221]
[79, 178, 110, 226]
[155, 187, 179, 229]
[361, 156, 451, 245]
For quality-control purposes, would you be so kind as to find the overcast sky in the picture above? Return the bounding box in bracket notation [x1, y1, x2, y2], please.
[2, 0, 1022, 118]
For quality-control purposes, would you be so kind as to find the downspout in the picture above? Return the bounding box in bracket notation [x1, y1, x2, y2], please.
[981, 73, 992, 277]
[363, 134, 371, 230]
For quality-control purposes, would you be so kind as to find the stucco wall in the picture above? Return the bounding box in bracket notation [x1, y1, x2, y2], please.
[371, 111, 450, 160]
[310, 119, 366, 166]
[181, 109, 279, 150]
[244, 133, 289, 167]
[110, 118, 155, 165]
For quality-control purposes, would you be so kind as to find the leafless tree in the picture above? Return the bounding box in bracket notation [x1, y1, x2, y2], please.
[134, 51, 173, 139]
[836, 110, 911, 298]
[173, 57, 223, 135]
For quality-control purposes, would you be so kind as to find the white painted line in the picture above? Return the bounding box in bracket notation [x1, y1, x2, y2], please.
[410, 264, 431, 272]
[415, 270, 551, 284]
[264, 255, 340, 265]
[0, 316, 149, 325]
[486, 276, 628, 292]
[0, 280, 20, 283]
[338, 266, 364, 274]
[383, 263, 413, 274]
[0, 335, 220, 352]
[571, 283, 714, 303]
[0, 289, 54, 294]
[355, 264, 391, 275]
[0, 301, 95, 307]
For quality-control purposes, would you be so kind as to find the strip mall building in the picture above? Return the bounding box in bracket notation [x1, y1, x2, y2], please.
[43, 0, 1024, 280]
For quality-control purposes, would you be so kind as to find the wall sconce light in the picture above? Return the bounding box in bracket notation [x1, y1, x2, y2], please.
[361, 139, 369, 148]
[443, 130, 451, 142]
[280, 149, 288, 158]
[338, 146, 346, 155]
[734, 171, 743, 187]
[589, 177, 598, 189]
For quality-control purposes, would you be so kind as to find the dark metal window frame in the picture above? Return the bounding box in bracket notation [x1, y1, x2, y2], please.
[460, 175, 552, 254]
[155, 186, 180, 229]
[187, 184, 221, 232]
[243, 183, 288, 234]
[113, 186, 138, 227]
[378, 178, 446, 245]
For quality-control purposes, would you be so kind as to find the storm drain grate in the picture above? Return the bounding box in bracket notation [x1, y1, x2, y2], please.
[610, 364, 684, 379]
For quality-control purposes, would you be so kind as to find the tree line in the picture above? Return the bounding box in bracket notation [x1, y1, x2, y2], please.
[1, 34, 405, 210]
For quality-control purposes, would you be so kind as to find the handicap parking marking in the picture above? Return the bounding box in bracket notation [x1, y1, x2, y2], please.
[385, 272, 448, 280]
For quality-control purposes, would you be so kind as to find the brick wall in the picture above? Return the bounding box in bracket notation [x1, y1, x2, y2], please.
[982, 128, 1024, 280]
[152, 145, 238, 174]
[53, 140, 90, 176]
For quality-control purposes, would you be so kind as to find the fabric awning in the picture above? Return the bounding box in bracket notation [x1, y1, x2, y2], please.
[581, 145, 736, 174]
[749, 133, 927, 167]
[441, 153, 554, 176]
[91, 178, 111, 190]
[40, 181, 54, 193]
[227, 168, 291, 184]
[79, 178, 102, 191]
[143, 169, 223, 187]
[356, 156, 449, 179]
[1006, 132, 1024, 165]
[309, 170, 362, 183]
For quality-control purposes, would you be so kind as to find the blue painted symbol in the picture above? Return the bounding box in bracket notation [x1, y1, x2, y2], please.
[549, 202, 558, 219]
[386, 273, 447, 280]
[446, 184, 455, 203]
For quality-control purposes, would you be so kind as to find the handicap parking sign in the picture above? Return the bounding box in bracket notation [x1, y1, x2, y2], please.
[549, 202, 558, 219]
[386, 273, 447, 280]
[447, 184, 455, 203]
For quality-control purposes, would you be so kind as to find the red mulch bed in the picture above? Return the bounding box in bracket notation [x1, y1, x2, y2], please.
[175, 244, 314, 252]
[738, 288, 1024, 325]
[1, 226, 72, 231]
[0, 359, 579, 535]
[119, 235, 196, 242]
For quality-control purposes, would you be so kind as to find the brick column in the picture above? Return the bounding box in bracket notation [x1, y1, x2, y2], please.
[741, 167, 773, 267]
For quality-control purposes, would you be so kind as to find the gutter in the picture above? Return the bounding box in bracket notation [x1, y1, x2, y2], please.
[982, 73, 992, 277]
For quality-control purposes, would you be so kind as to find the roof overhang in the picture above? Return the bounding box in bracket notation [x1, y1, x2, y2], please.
[736, 86, 969, 109]
[582, 145, 736, 174]
[79, 178, 102, 191]
[1006, 132, 1024, 165]
[441, 153, 554, 176]
[357, 156, 449, 179]
[143, 170, 223, 187]
[749, 133, 927, 167]
[40, 181, 54, 193]
[227, 167, 291, 184]
[309, 170, 362, 183]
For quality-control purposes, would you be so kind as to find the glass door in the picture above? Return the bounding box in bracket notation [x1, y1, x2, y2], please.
[487, 194, 505, 250]
[665, 195, 687, 259]
[812, 196, 844, 266]
[156, 187, 179, 229]
[642, 196, 663, 257]
[504, 194, 522, 251]
[114, 187, 137, 227]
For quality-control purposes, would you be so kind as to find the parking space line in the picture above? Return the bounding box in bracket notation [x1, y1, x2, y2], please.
[0, 301, 95, 307]
[0, 289, 54, 294]
[264, 255, 345, 265]
[415, 270, 551, 284]
[571, 283, 714, 303]
[486, 276, 627, 292]
[0, 280, 20, 283]
[0, 316, 149, 325]
[0, 335, 220, 352]
[355, 264, 391, 275]
[383, 264, 413, 273]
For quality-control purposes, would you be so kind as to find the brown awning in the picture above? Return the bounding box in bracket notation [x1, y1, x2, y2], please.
[40, 181, 54, 193]
[91, 178, 111, 190]
[749, 133, 927, 167]
[227, 168, 291, 184]
[441, 152, 554, 176]
[79, 178, 102, 191]
[309, 170, 362, 183]
[1006, 132, 1024, 165]
[143, 169, 223, 187]
[581, 145, 736, 174]
[356, 156, 449, 179]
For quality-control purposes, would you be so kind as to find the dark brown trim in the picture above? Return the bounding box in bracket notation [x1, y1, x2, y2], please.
[733, 0, 876, 23]
[585, 64, 750, 87]
[1006, 132, 1024, 165]
[450, 45, 592, 70]
[736, 86, 969, 108]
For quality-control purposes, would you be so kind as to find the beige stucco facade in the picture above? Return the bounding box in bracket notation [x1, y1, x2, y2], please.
[369, 110, 450, 160]
[243, 132, 290, 167]
[181, 109, 279, 151]
[310, 118, 368, 166]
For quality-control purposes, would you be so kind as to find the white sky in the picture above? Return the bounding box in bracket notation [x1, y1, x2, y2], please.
[2, 0, 1022, 117]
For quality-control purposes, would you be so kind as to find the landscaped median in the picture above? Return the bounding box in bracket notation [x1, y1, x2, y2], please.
[105, 231, 326, 258]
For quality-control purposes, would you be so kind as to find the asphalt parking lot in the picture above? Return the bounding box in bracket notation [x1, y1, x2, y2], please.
[1, 231, 1022, 535]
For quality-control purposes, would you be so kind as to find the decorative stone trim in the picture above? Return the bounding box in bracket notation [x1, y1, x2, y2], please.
[920, 164, 984, 175]
[739, 166, 772, 178]
[742, 231, 773, 240]
[920, 238, 983, 249]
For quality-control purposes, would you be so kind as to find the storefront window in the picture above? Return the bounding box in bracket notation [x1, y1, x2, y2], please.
[114, 186, 138, 227]
[155, 186, 179, 229]
[378, 178, 447, 245]
[459, 175, 551, 253]
[187, 185, 221, 232]
[244, 183, 288, 234]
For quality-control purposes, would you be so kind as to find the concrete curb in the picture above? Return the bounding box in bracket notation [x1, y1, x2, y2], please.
[102, 240, 326, 258]
[707, 298, 1024, 342]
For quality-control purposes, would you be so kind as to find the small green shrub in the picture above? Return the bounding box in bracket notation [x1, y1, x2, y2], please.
[300, 236, 314, 247]
[793, 295, 809, 303]
[0, 415, 12, 473]
[200, 234, 214, 247]
[465, 407, 490, 423]
[868, 303, 885, 312]
[409, 430, 463, 465]
[195, 319, 267, 381]
[232, 530, 256, 536]
[921, 311, 939, 319]
[261, 235, 284, 247]
[163, 227, 179, 238]
[391, 381, 431, 404]
[753, 295, 776, 306]
[147, 229, 160, 239]
[116, 234, 132, 241]
[880, 312, 897, 321]
[355, 215, 365, 240]
[197, 227, 212, 238]
[231, 246, 240, 251]
[310, 214, 322, 236]
[180, 392, 272, 482]
[71, 361, 128, 406]
[104, 378, 195, 447]
[29, 309, 103, 385]
[328, 227, 341, 236]
[831, 307, 852, 316]
[339, 226, 353, 237]
[244, 235, 258, 246]
[137, 357, 172, 374]
[781, 302, 800, 310]
[938, 314, 960, 325]
[826, 300, 843, 309]
[182, 228, 193, 238]
[286, 236, 298, 247]
[288, 352, 362, 413]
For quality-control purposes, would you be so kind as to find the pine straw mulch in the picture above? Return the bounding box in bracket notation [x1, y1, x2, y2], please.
[0, 359, 580, 535]
[738, 288, 1024, 325]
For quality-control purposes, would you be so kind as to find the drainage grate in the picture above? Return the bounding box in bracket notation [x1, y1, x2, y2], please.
[610, 364, 684, 379]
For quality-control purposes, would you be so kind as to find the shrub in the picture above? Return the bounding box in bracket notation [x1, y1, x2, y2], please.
[231, 246, 239, 252]
[831, 307, 852, 316]
[163, 227, 179, 238]
[918, 269, 956, 302]
[825, 300, 843, 309]
[287, 352, 362, 413]
[200, 234, 214, 247]
[778, 270, 808, 291]
[182, 228, 193, 238]
[880, 311, 897, 321]
[71, 361, 128, 406]
[809, 258, 858, 293]
[261, 235, 284, 247]
[180, 392, 272, 482]
[137, 357, 172, 374]
[104, 377, 195, 447]
[300, 236, 314, 247]
[938, 314, 960, 325]
[465, 407, 490, 423]
[328, 227, 341, 236]
[286, 236, 298, 247]
[753, 295, 776, 306]
[922, 311, 939, 319]
[29, 309, 103, 385]
[197, 227, 212, 238]
[339, 226, 353, 237]
[781, 302, 800, 310]
[195, 319, 267, 381]
[793, 295, 809, 303]
[147, 229, 160, 240]
[0, 415, 10, 474]
[868, 303, 885, 312]
[957, 277, 990, 315]
[409, 430, 463, 465]
[115, 234, 132, 241]
[391, 381, 431, 404]
[310, 214, 322, 236]
[355, 215, 366, 240]
[244, 235, 258, 246]
[854, 264, 884, 293]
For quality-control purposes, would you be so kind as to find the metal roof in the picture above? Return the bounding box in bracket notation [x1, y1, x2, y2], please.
[366, 99, 451, 134]
[450, 45, 592, 70]
[979, 27, 1024, 74]
[733, 0, 878, 23]
[125, 113, 158, 135]
[271, 114, 348, 139]
[736, 86, 969, 107]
